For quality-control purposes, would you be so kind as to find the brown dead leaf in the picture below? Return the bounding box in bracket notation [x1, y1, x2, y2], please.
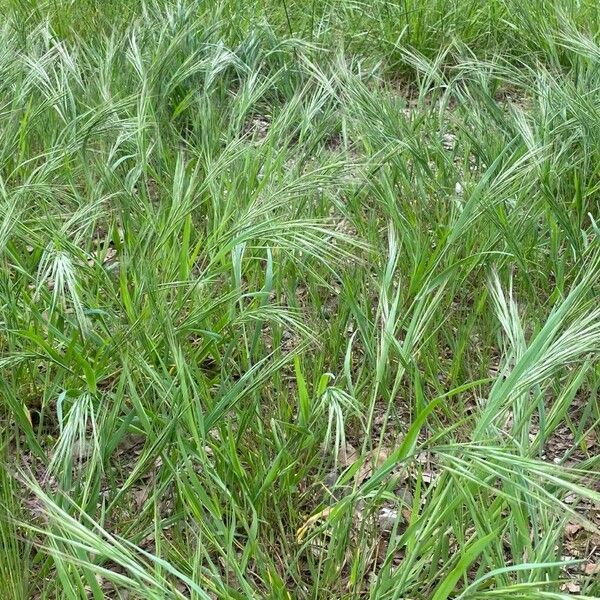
[133, 486, 149, 509]
[585, 431, 597, 449]
[357, 447, 390, 484]
[336, 444, 391, 482]
[338, 442, 359, 467]
[565, 522, 582, 538]
[584, 563, 600, 575]
[561, 581, 581, 593]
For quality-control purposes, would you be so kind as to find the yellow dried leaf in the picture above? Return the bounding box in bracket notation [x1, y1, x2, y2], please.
[296, 507, 332, 543]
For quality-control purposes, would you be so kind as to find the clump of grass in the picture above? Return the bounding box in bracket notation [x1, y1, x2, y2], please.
[1, 1, 600, 598]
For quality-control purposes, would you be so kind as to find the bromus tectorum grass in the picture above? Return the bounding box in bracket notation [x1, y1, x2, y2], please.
[0, 1, 600, 598]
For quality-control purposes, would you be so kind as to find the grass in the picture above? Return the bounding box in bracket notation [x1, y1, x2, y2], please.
[1, 0, 600, 598]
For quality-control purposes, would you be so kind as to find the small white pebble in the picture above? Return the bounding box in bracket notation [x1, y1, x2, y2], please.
[378, 507, 398, 531]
